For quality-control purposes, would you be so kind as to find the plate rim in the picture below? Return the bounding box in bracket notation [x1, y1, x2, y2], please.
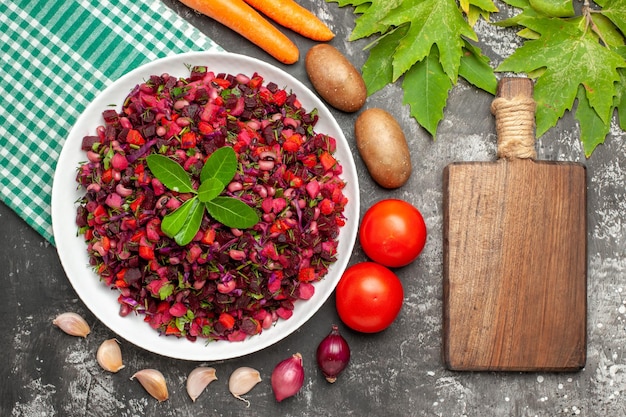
[51, 51, 360, 361]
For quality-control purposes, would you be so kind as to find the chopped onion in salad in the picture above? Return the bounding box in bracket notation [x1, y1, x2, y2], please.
[75, 66, 348, 342]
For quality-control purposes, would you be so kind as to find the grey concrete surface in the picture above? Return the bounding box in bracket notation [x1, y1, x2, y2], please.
[3, 1, 626, 416]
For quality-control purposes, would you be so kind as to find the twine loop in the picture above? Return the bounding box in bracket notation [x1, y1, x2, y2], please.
[490, 96, 537, 160]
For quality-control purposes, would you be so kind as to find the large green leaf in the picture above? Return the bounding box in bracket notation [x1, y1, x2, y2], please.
[402, 47, 453, 138]
[496, 16, 624, 137]
[575, 85, 611, 157]
[459, 40, 497, 94]
[362, 25, 409, 96]
[528, 0, 574, 17]
[381, 0, 477, 82]
[590, 13, 625, 47]
[596, 0, 626, 35]
[327, 0, 403, 40]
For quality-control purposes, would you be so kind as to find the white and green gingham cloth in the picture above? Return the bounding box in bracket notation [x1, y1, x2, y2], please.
[0, 0, 222, 244]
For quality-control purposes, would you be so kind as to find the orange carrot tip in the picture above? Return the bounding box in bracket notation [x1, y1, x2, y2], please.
[178, 0, 299, 64]
[244, 0, 335, 42]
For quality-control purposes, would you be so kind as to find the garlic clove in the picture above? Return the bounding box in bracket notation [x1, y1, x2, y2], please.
[228, 366, 262, 405]
[186, 366, 217, 402]
[97, 338, 124, 373]
[52, 312, 91, 338]
[131, 369, 169, 402]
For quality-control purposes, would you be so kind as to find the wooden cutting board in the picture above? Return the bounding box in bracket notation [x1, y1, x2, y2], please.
[442, 77, 587, 372]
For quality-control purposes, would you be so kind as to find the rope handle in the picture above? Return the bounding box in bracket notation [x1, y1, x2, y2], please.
[490, 77, 537, 160]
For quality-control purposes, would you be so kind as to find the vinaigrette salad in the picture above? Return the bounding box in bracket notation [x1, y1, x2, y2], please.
[75, 65, 348, 342]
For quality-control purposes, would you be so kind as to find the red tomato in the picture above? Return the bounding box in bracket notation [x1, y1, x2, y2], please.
[359, 199, 427, 268]
[335, 262, 404, 333]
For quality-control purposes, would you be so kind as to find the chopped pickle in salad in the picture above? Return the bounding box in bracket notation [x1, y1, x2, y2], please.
[75, 66, 348, 342]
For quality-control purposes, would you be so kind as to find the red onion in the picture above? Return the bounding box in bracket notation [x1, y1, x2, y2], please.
[316, 324, 350, 383]
[271, 353, 304, 402]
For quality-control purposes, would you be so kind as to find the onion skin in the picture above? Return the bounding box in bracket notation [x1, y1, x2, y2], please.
[316, 324, 350, 383]
[271, 353, 304, 402]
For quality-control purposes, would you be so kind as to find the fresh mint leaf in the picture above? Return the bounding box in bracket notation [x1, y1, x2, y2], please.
[146, 154, 195, 194]
[200, 146, 238, 184]
[205, 197, 259, 230]
[198, 178, 225, 203]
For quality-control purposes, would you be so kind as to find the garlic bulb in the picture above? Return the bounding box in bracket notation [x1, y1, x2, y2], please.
[228, 366, 262, 405]
[52, 312, 91, 338]
[131, 369, 169, 402]
[186, 366, 217, 402]
[96, 339, 124, 373]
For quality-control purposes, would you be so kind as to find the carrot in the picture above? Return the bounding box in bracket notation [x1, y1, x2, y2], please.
[178, 0, 299, 64]
[243, 0, 335, 41]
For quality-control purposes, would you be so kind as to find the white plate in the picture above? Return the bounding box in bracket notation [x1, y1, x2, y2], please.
[51, 52, 359, 361]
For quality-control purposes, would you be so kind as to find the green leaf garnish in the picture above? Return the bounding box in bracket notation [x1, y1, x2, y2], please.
[198, 178, 225, 203]
[173, 198, 205, 246]
[200, 146, 238, 184]
[161, 197, 198, 238]
[206, 197, 260, 230]
[146, 154, 195, 193]
[158, 283, 175, 300]
[149, 147, 259, 246]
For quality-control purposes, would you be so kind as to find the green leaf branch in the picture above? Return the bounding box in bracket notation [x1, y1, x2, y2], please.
[146, 147, 259, 246]
[328, 0, 626, 156]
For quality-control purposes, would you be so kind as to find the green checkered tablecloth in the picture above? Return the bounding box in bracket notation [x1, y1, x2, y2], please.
[0, 0, 221, 245]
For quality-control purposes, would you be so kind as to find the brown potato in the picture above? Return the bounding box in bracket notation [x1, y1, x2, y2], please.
[305, 44, 366, 113]
[354, 108, 412, 189]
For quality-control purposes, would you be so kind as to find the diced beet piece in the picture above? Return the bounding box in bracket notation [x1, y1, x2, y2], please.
[141, 110, 155, 124]
[81, 135, 100, 151]
[104, 125, 117, 144]
[141, 124, 156, 139]
[102, 109, 120, 127]
[195, 88, 209, 104]
[189, 65, 208, 81]
[117, 128, 129, 142]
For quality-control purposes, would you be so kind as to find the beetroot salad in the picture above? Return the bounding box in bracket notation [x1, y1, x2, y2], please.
[75, 65, 348, 342]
